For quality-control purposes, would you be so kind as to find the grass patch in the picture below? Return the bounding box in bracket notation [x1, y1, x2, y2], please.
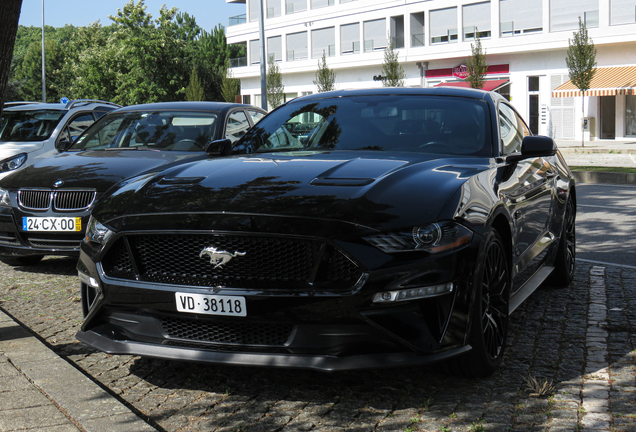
[570, 166, 636, 173]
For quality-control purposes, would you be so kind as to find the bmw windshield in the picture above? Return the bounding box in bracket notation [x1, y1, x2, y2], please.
[71, 111, 218, 152]
[234, 95, 492, 157]
[0, 109, 65, 142]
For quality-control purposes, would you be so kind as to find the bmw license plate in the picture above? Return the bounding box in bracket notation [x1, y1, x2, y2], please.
[22, 217, 82, 232]
[175, 293, 247, 317]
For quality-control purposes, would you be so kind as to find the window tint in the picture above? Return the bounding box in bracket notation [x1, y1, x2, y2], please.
[64, 114, 95, 142]
[226, 111, 251, 143]
[499, 103, 529, 154]
[0, 110, 65, 142]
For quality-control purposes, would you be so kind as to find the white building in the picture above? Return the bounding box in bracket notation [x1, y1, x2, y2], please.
[226, 0, 636, 141]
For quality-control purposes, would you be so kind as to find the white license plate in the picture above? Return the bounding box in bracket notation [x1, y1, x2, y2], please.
[175, 293, 247, 317]
[22, 217, 82, 232]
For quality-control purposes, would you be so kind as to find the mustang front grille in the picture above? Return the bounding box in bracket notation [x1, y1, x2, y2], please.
[18, 189, 96, 211]
[102, 234, 363, 290]
[161, 317, 293, 346]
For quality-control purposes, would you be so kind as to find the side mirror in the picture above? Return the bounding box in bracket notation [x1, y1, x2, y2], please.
[55, 138, 73, 153]
[508, 136, 557, 162]
[205, 139, 233, 156]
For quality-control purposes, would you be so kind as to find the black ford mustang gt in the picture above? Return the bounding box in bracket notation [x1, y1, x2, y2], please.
[76, 88, 576, 377]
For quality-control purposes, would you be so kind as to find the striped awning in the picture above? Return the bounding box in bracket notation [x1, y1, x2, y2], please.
[552, 66, 636, 97]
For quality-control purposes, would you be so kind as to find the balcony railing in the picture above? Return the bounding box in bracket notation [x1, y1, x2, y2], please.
[229, 57, 248, 68]
[411, 33, 425, 47]
[229, 14, 246, 26]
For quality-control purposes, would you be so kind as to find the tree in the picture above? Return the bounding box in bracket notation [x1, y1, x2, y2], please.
[221, 65, 240, 103]
[185, 67, 205, 101]
[566, 17, 597, 147]
[267, 55, 284, 109]
[0, 0, 23, 116]
[465, 30, 488, 90]
[313, 51, 336, 92]
[381, 42, 405, 87]
[193, 25, 233, 101]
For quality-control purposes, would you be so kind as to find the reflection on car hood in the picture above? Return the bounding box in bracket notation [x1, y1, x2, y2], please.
[0, 141, 45, 157]
[0, 149, 207, 191]
[94, 150, 492, 231]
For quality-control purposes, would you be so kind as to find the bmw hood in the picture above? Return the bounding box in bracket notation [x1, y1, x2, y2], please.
[0, 141, 44, 158]
[0, 150, 206, 191]
[94, 151, 492, 232]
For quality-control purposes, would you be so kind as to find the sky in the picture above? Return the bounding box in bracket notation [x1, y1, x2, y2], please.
[17, 0, 245, 32]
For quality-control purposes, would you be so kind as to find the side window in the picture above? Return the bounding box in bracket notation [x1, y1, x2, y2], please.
[63, 114, 95, 142]
[248, 109, 265, 125]
[226, 110, 250, 143]
[75, 117, 126, 150]
[499, 103, 529, 155]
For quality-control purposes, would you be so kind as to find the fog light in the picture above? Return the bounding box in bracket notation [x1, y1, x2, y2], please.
[372, 282, 454, 303]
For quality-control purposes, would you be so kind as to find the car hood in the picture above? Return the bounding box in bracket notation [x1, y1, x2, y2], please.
[95, 150, 492, 232]
[0, 149, 206, 191]
[0, 141, 45, 158]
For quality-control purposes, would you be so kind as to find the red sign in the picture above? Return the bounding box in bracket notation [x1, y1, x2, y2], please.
[425, 64, 509, 79]
[452, 63, 469, 79]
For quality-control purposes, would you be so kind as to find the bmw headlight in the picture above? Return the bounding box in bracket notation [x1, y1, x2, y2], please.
[85, 216, 113, 245]
[0, 188, 10, 207]
[0, 153, 27, 173]
[364, 221, 472, 253]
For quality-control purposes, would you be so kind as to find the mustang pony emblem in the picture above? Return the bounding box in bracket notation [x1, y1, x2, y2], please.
[199, 247, 246, 269]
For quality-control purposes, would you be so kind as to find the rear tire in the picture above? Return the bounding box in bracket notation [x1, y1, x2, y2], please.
[548, 198, 576, 287]
[0, 255, 45, 266]
[443, 229, 511, 378]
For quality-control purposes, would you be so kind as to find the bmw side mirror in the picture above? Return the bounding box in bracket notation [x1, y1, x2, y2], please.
[55, 138, 73, 153]
[508, 136, 557, 162]
[205, 139, 233, 157]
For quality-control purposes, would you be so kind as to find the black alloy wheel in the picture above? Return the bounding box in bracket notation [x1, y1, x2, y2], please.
[548, 197, 576, 286]
[445, 229, 510, 377]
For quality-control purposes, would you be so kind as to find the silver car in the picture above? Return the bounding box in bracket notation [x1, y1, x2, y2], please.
[0, 100, 120, 181]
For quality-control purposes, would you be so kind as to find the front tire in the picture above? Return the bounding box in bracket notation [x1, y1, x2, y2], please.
[0, 255, 45, 266]
[445, 229, 510, 377]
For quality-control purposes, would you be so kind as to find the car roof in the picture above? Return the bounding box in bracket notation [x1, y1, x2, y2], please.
[289, 87, 504, 104]
[113, 101, 265, 114]
[3, 100, 120, 112]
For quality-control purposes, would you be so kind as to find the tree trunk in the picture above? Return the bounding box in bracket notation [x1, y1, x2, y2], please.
[0, 0, 23, 117]
[581, 90, 585, 147]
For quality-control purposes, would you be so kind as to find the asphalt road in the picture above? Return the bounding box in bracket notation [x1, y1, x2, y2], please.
[576, 183, 636, 268]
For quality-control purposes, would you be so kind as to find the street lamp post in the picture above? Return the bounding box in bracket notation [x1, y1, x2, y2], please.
[259, 0, 267, 111]
[41, 0, 46, 102]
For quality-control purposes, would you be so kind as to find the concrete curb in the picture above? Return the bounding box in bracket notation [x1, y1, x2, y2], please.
[571, 170, 636, 185]
[0, 309, 157, 432]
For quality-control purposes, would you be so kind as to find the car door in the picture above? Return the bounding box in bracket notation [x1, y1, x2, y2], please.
[497, 103, 555, 283]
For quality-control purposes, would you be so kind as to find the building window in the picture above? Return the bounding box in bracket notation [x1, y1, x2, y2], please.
[312, 27, 336, 58]
[248, 0, 260, 22]
[249, 39, 261, 65]
[267, 0, 281, 18]
[340, 22, 360, 54]
[286, 0, 307, 14]
[267, 36, 282, 62]
[430, 7, 458, 44]
[390, 15, 404, 48]
[463, 2, 491, 40]
[410, 12, 425, 47]
[287, 31, 308, 61]
[626, 95, 636, 136]
[611, 0, 636, 25]
[311, 0, 334, 9]
[550, 0, 599, 32]
[500, 0, 542, 36]
[229, 43, 248, 68]
[363, 19, 386, 52]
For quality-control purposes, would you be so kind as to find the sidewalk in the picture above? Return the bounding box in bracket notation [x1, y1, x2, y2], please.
[555, 139, 636, 185]
[0, 309, 156, 432]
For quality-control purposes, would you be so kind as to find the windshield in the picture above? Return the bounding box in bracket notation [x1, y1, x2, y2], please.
[234, 95, 491, 157]
[0, 109, 65, 142]
[71, 111, 218, 152]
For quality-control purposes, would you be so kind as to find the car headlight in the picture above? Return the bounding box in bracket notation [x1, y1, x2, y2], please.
[364, 221, 472, 253]
[85, 216, 113, 245]
[0, 188, 10, 207]
[0, 153, 27, 173]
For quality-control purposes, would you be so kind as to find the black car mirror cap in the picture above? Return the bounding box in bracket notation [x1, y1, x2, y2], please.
[508, 136, 557, 162]
[205, 139, 233, 156]
[55, 138, 73, 153]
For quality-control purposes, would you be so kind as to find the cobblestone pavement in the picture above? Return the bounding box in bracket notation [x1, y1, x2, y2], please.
[0, 257, 634, 432]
